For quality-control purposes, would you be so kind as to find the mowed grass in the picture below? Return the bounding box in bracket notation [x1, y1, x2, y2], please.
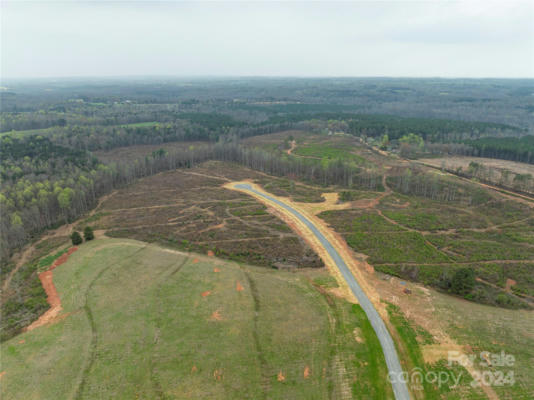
[1, 238, 391, 399]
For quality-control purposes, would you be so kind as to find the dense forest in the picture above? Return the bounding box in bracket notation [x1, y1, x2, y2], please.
[2, 78, 533, 129]
[463, 136, 534, 164]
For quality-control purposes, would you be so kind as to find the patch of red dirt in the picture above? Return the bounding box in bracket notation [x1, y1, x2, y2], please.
[213, 268, 221, 273]
[505, 278, 517, 292]
[213, 369, 223, 381]
[0, 371, 5, 380]
[236, 281, 244, 291]
[193, 258, 199, 263]
[50, 253, 68, 270]
[201, 291, 211, 297]
[191, 365, 198, 373]
[18, 339, 25, 344]
[210, 309, 222, 321]
[50, 247, 77, 271]
[303, 366, 310, 379]
[277, 370, 285, 382]
[207, 250, 215, 257]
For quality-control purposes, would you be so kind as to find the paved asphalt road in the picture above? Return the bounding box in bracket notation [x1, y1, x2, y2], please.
[235, 183, 411, 400]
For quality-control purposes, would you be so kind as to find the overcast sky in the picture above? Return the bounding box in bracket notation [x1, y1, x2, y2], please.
[1, 0, 533, 78]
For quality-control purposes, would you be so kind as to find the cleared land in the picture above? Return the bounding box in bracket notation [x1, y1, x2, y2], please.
[243, 131, 534, 397]
[317, 172, 534, 308]
[419, 157, 534, 177]
[1, 238, 392, 399]
[244, 131, 534, 307]
[81, 163, 323, 269]
[243, 130, 378, 170]
[417, 157, 534, 196]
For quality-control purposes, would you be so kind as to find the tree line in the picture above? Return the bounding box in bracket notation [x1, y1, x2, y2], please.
[463, 136, 534, 164]
[387, 166, 490, 205]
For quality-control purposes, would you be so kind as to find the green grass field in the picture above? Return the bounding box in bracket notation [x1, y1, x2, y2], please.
[1, 238, 392, 399]
[292, 143, 367, 165]
[432, 291, 534, 400]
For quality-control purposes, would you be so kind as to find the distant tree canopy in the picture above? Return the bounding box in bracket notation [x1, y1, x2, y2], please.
[399, 133, 424, 148]
[463, 135, 534, 164]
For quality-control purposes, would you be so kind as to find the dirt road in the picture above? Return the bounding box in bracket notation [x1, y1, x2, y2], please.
[228, 182, 411, 400]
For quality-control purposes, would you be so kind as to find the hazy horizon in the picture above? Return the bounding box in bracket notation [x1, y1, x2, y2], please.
[2, 1, 533, 79]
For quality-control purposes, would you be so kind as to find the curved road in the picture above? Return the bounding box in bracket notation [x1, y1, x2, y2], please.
[235, 183, 411, 400]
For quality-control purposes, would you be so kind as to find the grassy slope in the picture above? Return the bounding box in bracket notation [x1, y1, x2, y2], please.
[432, 292, 534, 400]
[386, 303, 486, 400]
[1, 238, 391, 399]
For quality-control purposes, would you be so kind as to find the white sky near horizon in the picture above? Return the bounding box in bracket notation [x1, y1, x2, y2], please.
[1, 0, 533, 79]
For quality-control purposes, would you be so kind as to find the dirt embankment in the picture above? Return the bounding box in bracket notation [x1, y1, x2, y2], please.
[24, 247, 78, 332]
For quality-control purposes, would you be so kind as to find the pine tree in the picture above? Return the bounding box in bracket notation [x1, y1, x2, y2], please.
[84, 226, 94, 241]
[71, 231, 83, 245]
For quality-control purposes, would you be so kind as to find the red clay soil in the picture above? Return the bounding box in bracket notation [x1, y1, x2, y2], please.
[235, 281, 244, 291]
[277, 371, 286, 382]
[213, 268, 221, 273]
[210, 309, 222, 321]
[193, 258, 199, 263]
[505, 278, 517, 292]
[191, 365, 198, 373]
[213, 369, 223, 381]
[207, 250, 215, 257]
[201, 291, 211, 297]
[303, 366, 310, 379]
[24, 247, 77, 332]
[0, 371, 5, 380]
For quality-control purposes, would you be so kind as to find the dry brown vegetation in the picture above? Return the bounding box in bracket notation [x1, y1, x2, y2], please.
[82, 162, 323, 269]
[419, 157, 534, 177]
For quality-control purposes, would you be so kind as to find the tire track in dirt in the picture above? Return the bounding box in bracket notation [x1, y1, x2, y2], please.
[74, 245, 147, 400]
[150, 256, 190, 399]
[309, 278, 346, 400]
[242, 270, 269, 398]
